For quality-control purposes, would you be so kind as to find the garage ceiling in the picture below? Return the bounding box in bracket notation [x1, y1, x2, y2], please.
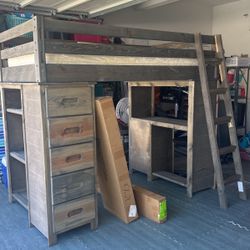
[0, 0, 240, 18]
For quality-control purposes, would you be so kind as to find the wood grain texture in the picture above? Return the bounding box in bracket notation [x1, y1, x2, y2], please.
[2, 65, 36, 82]
[52, 168, 95, 205]
[48, 115, 94, 147]
[50, 142, 94, 176]
[53, 195, 95, 233]
[45, 53, 199, 66]
[1, 42, 34, 59]
[45, 39, 215, 58]
[23, 85, 49, 237]
[46, 65, 200, 82]
[46, 86, 92, 117]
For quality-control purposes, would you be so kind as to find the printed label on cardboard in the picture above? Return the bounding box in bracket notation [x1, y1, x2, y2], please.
[237, 181, 244, 192]
[128, 205, 137, 217]
[158, 200, 167, 221]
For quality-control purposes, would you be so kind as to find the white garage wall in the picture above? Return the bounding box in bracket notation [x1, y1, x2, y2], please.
[103, 0, 213, 34]
[213, 0, 250, 56]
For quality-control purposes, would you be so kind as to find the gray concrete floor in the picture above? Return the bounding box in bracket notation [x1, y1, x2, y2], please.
[0, 161, 250, 250]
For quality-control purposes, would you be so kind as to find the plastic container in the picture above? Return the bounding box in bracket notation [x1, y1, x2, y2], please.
[1, 156, 8, 188]
[5, 14, 32, 38]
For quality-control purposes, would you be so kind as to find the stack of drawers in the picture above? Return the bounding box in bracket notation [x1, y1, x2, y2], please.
[45, 86, 97, 234]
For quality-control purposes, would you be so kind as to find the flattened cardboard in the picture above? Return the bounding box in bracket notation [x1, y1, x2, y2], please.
[96, 97, 138, 223]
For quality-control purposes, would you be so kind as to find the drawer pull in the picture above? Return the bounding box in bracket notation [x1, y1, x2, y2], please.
[67, 208, 83, 217]
[63, 126, 81, 135]
[66, 154, 82, 163]
[61, 97, 78, 106]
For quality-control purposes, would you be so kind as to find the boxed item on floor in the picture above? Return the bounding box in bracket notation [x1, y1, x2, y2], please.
[133, 185, 167, 223]
[96, 97, 138, 223]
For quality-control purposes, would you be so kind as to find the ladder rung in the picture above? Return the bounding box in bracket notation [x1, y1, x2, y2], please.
[219, 145, 236, 155]
[210, 88, 227, 95]
[214, 116, 232, 125]
[224, 174, 240, 185]
[205, 58, 221, 64]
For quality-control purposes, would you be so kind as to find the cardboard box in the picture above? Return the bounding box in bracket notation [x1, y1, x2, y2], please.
[133, 185, 167, 223]
[96, 97, 138, 223]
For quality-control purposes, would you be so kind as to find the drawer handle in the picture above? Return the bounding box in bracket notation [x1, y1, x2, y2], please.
[63, 126, 81, 135]
[66, 154, 82, 163]
[67, 208, 83, 218]
[61, 97, 78, 106]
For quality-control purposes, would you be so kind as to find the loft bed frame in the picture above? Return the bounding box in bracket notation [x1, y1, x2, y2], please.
[0, 16, 232, 243]
[0, 15, 219, 199]
[0, 16, 217, 84]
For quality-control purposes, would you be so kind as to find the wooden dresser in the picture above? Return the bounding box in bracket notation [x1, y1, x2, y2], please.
[1, 83, 97, 245]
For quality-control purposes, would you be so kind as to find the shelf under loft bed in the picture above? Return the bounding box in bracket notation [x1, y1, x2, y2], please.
[12, 190, 28, 210]
[152, 171, 187, 187]
[6, 108, 23, 116]
[10, 151, 25, 164]
[133, 117, 188, 131]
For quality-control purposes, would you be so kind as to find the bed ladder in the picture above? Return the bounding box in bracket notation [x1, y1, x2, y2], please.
[194, 33, 247, 208]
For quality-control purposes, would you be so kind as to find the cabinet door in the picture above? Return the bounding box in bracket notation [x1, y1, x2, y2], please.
[46, 86, 92, 117]
[48, 115, 93, 147]
[53, 195, 95, 233]
[52, 168, 95, 205]
[50, 142, 94, 176]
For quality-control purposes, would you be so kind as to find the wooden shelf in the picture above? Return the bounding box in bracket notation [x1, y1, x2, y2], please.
[152, 171, 187, 187]
[12, 190, 28, 210]
[6, 108, 23, 115]
[10, 151, 25, 164]
[133, 117, 188, 131]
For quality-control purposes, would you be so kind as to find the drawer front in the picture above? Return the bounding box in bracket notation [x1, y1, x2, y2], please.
[52, 168, 95, 205]
[53, 195, 95, 233]
[50, 142, 94, 176]
[46, 87, 92, 117]
[49, 115, 93, 147]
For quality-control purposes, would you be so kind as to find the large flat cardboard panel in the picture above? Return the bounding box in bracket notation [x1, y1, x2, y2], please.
[96, 97, 138, 224]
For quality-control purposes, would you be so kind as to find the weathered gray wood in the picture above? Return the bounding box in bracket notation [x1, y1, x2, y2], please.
[215, 34, 247, 201]
[151, 126, 173, 175]
[187, 81, 194, 198]
[0, 43, 3, 82]
[48, 115, 94, 147]
[1, 88, 13, 202]
[53, 196, 95, 233]
[44, 18, 215, 44]
[23, 85, 50, 237]
[195, 33, 227, 208]
[1, 42, 34, 59]
[192, 81, 215, 193]
[142, 117, 188, 131]
[50, 142, 94, 176]
[152, 171, 187, 187]
[46, 86, 92, 117]
[52, 168, 95, 205]
[0, 19, 33, 43]
[129, 119, 151, 176]
[45, 39, 215, 58]
[33, 16, 46, 83]
[46, 65, 201, 82]
[2, 65, 36, 82]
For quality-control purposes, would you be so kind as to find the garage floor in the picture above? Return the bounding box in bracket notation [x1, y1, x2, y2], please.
[0, 162, 250, 250]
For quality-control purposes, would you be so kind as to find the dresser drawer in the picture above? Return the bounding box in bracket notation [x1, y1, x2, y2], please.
[52, 168, 95, 205]
[46, 86, 92, 117]
[48, 115, 93, 147]
[53, 195, 95, 233]
[50, 142, 94, 176]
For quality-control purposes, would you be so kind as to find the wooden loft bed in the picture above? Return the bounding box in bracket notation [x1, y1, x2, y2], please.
[0, 16, 246, 241]
[0, 16, 217, 84]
